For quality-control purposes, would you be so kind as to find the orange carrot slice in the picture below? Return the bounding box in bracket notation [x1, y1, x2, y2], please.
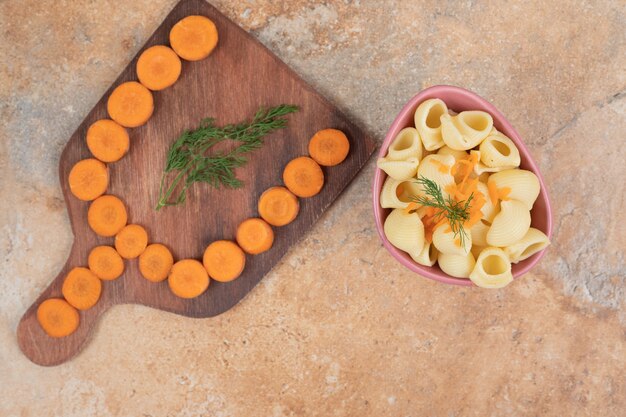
[37, 298, 80, 338]
[203, 240, 246, 282]
[308, 128, 350, 166]
[86, 119, 130, 163]
[139, 243, 174, 282]
[258, 186, 300, 227]
[87, 195, 128, 237]
[62, 267, 102, 310]
[115, 224, 148, 259]
[107, 81, 154, 128]
[236, 218, 274, 255]
[169, 15, 218, 61]
[88, 245, 124, 281]
[282, 156, 324, 198]
[136, 45, 182, 91]
[68, 158, 109, 201]
[168, 259, 210, 298]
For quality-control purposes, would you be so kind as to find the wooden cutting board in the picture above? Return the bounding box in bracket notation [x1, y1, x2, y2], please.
[17, 0, 375, 366]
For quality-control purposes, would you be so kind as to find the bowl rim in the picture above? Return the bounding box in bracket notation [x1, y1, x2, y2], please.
[372, 85, 553, 286]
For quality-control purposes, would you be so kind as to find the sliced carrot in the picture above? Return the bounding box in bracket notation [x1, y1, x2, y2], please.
[139, 243, 174, 282]
[37, 298, 79, 338]
[236, 218, 274, 255]
[258, 186, 300, 227]
[68, 158, 109, 201]
[282, 156, 324, 198]
[169, 15, 218, 61]
[203, 240, 246, 282]
[107, 81, 154, 128]
[88, 195, 128, 237]
[137, 45, 182, 91]
[308, 128, 350, 166]
[115, 224, 148, 259]
[62, 267, 102, 310]
[168, 259, 210, 298]
[88, 245, 124, 281]
[86, 119, 129, 163]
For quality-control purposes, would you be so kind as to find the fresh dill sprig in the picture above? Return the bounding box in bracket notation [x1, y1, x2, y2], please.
[412, 176, 474, 248]
[156, 104, 299, 210]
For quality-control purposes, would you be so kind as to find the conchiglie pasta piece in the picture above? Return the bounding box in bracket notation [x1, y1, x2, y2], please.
[488, 169, 540, 210]
[440, 111, 493, 150]
[414, 99, 448, 151]
[476, 181, 497, 222]
[376, 157, 420, 181]
[386, 127, 422, 161]
[504, 227, 550, 263]
[438, 251, 475, 279]
[469, 247, 513, 288]
[432, 224, 472, 256]
[479, 131, 521, 168]
[470, 218, 491, 247]
[471, 150, 516, 175]
[384, 208, 425, 255]
[409, 241, 438, 266]
[380, 177, 421, 209]
[416, 154, 455, 199]
[486, 199, 531, 247]
[437, 145, 469, 161]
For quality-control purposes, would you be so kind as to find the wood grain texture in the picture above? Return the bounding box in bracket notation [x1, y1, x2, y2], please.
[17, 0, 375, 366]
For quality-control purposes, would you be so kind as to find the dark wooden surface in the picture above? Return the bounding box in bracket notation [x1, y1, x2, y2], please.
[17, 0, 375, 366]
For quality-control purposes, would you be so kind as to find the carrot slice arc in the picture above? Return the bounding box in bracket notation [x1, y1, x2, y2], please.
[169, 15, 218, 61]
[236, 218, 274, 255]
[168, 259, 210, 298]
[37, 298, 80, 338]
[107, 81, 154, 128]
[86, 119, 130, 163]
[88, 195, 128, 237]
[139, 243, 174, 282]
[137, 45, 182, 91]
[282, 156, 324, 198]
[62, 267, 102, 311]
[88, 245, 124, 280]
[203, 240, 246, 282]
[258, 186, 299, 227]
[68, 158, 109, 201]
[308, 128, 350, 166]
[115, 224, 148, 259]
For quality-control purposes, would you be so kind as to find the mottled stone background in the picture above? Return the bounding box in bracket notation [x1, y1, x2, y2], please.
[1, 0, 625, 416]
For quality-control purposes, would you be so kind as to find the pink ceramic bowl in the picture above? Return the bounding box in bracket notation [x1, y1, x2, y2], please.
[372, 85, 552, 286]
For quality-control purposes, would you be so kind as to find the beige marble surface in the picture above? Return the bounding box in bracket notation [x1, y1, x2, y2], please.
[1, 0, 625, 415]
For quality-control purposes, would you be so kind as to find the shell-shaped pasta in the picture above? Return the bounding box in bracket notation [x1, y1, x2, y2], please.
[437, 145, 469, 161]
[440, 111, 493, 150]
[380, 177, 422, 209]
[470, 218, 491, 247]
[486, 199, 531, 247]
[414, 99, 448, 151]
[479, 131, 521, 168]
[438, 251, 475, 278]
[409, 241, 438, 266]
[384, 208, 425, 254]
[476, 181, 497, 222]
[386, 127, 423, 161]
[377, 157, 420, 181]
[432, 224, 472, 256]
[416, 154, 455, 199]
[488, 169, 540, 210]
[469, 247, 513, 288]
[472, 150, 516, 175]
[504, 228, 550, 263]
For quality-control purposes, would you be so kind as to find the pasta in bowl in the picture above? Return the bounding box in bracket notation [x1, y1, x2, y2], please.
[372, 85, 552, 288]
